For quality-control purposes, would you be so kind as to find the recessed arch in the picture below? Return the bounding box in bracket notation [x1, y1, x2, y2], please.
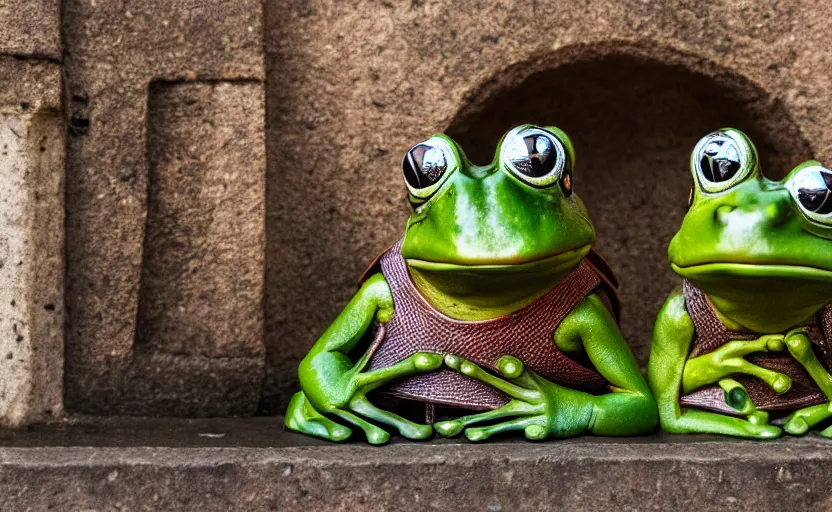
[445, 41, 813, 364]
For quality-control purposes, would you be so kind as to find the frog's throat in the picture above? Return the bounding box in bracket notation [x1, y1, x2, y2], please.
[672, 262, 832, 332]
[405, 245, 591, 321]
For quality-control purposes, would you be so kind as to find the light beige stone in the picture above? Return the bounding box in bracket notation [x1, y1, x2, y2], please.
[0, 58, 64, 426]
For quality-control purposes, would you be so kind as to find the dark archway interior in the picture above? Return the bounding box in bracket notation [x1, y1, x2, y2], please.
[446, 54, 813, 365]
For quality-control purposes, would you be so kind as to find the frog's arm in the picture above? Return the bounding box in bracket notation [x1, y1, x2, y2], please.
[287, 273, 442, 444]
[303, 272, 393, 360]
[553, 293, 658, 436]
[647, 287, 781, 438]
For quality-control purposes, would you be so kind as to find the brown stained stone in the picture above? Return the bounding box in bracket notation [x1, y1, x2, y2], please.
[262, 0, 832, 412]
[139, 81, 266, 360]
[62, 0, 266, 415]
[0, 0, 60, 59]
[0, 57, 64, 426]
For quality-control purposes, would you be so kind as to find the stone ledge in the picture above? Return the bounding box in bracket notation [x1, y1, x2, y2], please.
[0, 418, 831, 511]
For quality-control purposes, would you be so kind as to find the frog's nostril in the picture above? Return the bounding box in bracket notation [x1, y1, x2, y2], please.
[764, 200, 793, 226]
[714, 204, 735, 225]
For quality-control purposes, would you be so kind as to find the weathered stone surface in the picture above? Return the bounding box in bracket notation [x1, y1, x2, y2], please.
[140, 81, 265, 360]
[0, 57, 63, 426]
[0, 0, 60, 58]
[1, 417, 832, 511]
[262, 0, 832, 412]
[63, 0, 266, 415]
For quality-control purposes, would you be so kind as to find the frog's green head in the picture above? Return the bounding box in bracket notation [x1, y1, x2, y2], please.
[398, 125, 595, 302]
[669, 128, 832, 321]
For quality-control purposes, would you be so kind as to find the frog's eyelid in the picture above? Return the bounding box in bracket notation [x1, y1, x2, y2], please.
[690, 130, 758, 194]
[785, 165, 832, 225]
[402, 137, 457, 201]
[500, 126, 568, 189]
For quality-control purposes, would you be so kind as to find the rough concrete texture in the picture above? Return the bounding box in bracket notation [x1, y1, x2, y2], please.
[138, 81, 265, 358]
[0, 0, 60, 58]
[0, 57, 64, 426]
[62, 0, 266, 415]
[1, 417, 832, 511]
[262, 0, 832, 412]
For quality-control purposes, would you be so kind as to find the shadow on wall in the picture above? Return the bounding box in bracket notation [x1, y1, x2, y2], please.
[445, 50, 813, 365]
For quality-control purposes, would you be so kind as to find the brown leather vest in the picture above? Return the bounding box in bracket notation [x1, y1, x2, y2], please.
[680, 280, 832, 414]
[362, 240, 618, 411]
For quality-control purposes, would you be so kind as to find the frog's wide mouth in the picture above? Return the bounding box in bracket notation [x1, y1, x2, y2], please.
[671, 262, 832, 282]
[405, 245, 591, 274]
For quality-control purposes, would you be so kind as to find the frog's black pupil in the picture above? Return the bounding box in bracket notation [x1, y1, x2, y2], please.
[511, 133, 558, 178]
[402, 144, 447, 190]
[797, 168, 832, 215]
[699, 137, 741, 182]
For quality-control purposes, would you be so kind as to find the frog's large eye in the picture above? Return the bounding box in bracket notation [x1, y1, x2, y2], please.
[502, 127, 570, 192]
[402, 138, 455, 200]
[691, 129, 757, 193]
[787, 165, 832, 224]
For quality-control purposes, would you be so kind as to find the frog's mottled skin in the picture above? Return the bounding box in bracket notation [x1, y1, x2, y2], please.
[649, 128, 832, 438]
[285, 125, 657, 444]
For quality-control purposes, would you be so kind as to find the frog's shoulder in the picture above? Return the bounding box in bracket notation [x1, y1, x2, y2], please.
[359, 243, 397, 284]
[584, 248, 621, 321]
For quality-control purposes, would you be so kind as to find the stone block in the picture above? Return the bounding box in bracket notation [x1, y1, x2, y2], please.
[2, 418, 832, 510]
[63, 0, 266, 415]
[0, 57, 63, 426]
[0, 0, 60, 58]
[261, 0, 832, 412]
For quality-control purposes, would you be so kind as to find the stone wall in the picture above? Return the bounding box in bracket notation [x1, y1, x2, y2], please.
[2, 0, 832, 419]
[260, 0, 832, 413]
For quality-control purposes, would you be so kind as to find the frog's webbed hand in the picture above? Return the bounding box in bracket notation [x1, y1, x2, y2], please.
[435, 355, 591, 441]
[286, 273, 443, 444]
[682, 335, 792, 394]
[782, 329, 832, 437]
[287, 352, 443, 444]
[650, 290, 781, 439]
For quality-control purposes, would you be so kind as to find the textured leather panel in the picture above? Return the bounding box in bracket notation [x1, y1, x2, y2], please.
[367, 240, 611, 410]
[681, 280, 832, 412]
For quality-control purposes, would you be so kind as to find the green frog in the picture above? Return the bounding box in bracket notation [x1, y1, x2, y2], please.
[649, 128, 832, 438]
[285, 124, 657, 444]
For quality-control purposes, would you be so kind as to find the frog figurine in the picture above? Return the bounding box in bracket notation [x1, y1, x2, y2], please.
[650, 128, 832, 438]
[285, 124, 657, 444]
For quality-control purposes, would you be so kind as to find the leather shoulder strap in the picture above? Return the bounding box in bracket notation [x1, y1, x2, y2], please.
[815, 305, 832, 367]
[584, 250, 621, 322]
[683, 280, 756, 356]
[359, 242, 396, 284]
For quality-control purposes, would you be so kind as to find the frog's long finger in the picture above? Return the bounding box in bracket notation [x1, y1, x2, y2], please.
[784, 403, 832, 436]
[720, 336, 784, 358]
[786, 333, 832, 398]
[726, 359, 791, 394]
[818, 423, 832, 438]
[349, 394, 433, 440]
[464, 417, 543, 442]
[284, 392, 352, 442]
[330, 408, 391, 445]
[434, 400, 536, 437]
[445, 356, 537, 402]
[495, 356, 539, 389]
[353, 352, 443, 391]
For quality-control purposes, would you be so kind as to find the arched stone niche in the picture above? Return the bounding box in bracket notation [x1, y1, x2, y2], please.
[445, 42, 813, 364]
